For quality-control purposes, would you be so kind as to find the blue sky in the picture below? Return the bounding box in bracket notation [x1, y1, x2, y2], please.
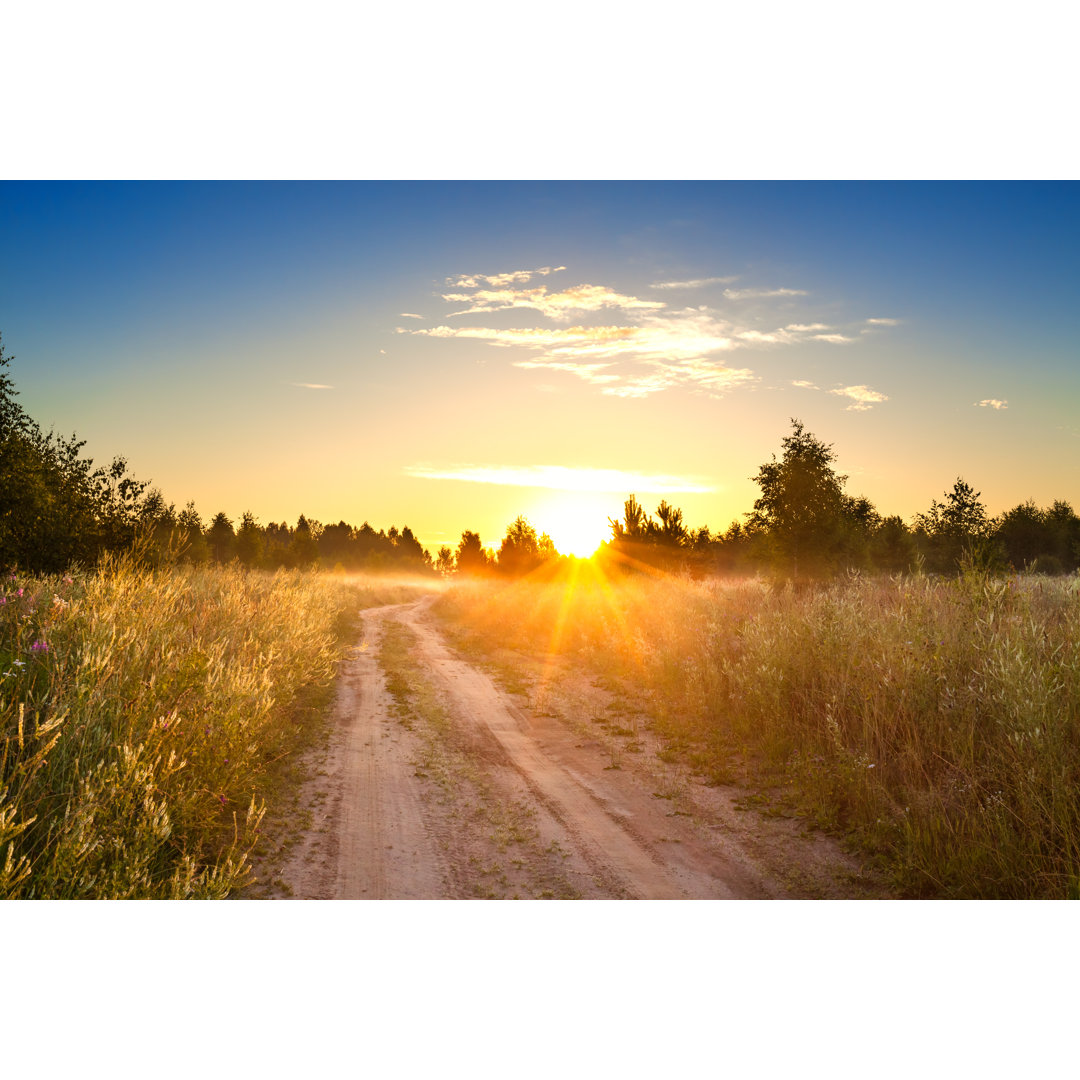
[2, 181, 1077, 555]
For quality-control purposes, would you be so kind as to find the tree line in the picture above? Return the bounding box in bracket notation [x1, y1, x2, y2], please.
[3, 334, 1077, 579]
[0, 335, 438, 575]
[601, 420, 1080, 580]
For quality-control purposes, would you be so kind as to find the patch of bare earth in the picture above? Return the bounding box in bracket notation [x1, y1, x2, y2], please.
[254, 597, 889, 899]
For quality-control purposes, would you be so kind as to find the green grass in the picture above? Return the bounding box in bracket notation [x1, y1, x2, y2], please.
[435, 565, 1080, 898]
[0, 558, 426, 898]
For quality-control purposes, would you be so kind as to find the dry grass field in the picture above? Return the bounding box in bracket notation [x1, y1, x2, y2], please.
[435, 562, 1080, 899]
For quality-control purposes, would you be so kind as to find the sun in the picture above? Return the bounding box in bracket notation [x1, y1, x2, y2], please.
[535, 495, 612, 558]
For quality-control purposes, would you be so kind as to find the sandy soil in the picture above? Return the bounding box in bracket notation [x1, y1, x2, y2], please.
[257, 597, 887, 899]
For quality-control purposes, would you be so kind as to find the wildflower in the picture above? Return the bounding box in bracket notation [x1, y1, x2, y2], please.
[31, 640, 49, 653]
[219, 795, 227, 805]
[62, 576, 73, 586]
[16, 588, 24, 597]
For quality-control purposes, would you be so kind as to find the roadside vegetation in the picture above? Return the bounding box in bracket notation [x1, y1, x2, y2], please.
[0, 558, 422, 898]
[436, 566, 1080, 898]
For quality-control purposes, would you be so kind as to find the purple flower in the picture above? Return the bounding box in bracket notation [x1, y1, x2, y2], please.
[30, 640, 48, 653]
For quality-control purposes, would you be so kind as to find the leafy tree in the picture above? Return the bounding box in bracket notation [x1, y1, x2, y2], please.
[1, 333, 154, 571]
[455, 530, 491, 575]
[435, 545, 455, 575]
[870, 514, 917, 573]
[914, 478, 991, 572]
[318, 521, 354, 566]
[994, 499, 1080, 573]
[497, 516, 549, 576]
[207, 511, 236, 563]
[747, 419, 850, 579]
[654, 500, 688, 546]
[290, 515, 320, 567]
[235, 511, 264, 567]
[1045, 500, 1080, 572]
[177, 502, 209, 564]
[609, 494, 649, 543]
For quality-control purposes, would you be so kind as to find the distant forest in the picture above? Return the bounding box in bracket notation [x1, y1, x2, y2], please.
[3, 333, 1078, 579]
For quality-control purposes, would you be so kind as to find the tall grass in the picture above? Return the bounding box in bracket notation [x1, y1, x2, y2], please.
[0, 559, 405, 898]
[436, 567, 1080, 898]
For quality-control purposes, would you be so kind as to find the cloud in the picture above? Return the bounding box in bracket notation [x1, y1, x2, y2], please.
[400, 267, 897, 402]
[403, 463, 715, 494]
[403, 324, 639, 349]
[829, 385, 888, 411]
[446, 266, 566, 289]
[402, 308, 857, 399]
[513, 358, 621, 385]
[442, 283, 666, 320]
[398, 312, 425, 319]
[292, 382, 333, 390]
[735, 326, 852, 346]
[723, 287, 808, 300]
[791, 379, 819, 389]
[865, 317, 900, 326]
[600, 357, 757, 399]
[650, 276, 739, 290]
[975, 398, 1008, 410]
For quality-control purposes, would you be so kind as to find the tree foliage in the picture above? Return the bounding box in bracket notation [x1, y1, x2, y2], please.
[496, 516, 556, 577]
[746, 419, 853, 578]
[1, 333, 154, 572]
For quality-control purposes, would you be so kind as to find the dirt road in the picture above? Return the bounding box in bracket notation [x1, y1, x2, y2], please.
[258, 597, 884, 899]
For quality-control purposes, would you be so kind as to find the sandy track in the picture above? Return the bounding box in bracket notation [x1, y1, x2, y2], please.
[267, 597, 884, 899]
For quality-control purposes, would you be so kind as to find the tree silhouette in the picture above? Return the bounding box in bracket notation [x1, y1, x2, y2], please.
[435, 546, 455, 575]
[235, 511, 264, 567]
[290, 515, 319, 567]
[915, 478, 990, 571]
[455, 530, 490, 575]
[207, 512, 236, 563]
[748, 419, 850, 579]
[497, 516, 551, 576]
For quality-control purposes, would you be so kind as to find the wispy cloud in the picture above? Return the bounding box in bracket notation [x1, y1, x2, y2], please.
[829, 385, 888, 411]
[513, 358, 621, 385]
[404, 463, 715, 493]
[398, 312, 425, 319]
[292, 382, 333, 390]
[446, 266, 566, 289]
[791, 379, 820, 390]
[723, 287, 808, 300]
[975, 398, 1009, 410]
[865, 317, 900, 326]
[650, 276, 739, 290]
[400, 267, 896, 401]
[735, 327, 851, 346]
[599, 358, 756, 399]
[402, 324, 639, 348]
[443, 283, 666, 320]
